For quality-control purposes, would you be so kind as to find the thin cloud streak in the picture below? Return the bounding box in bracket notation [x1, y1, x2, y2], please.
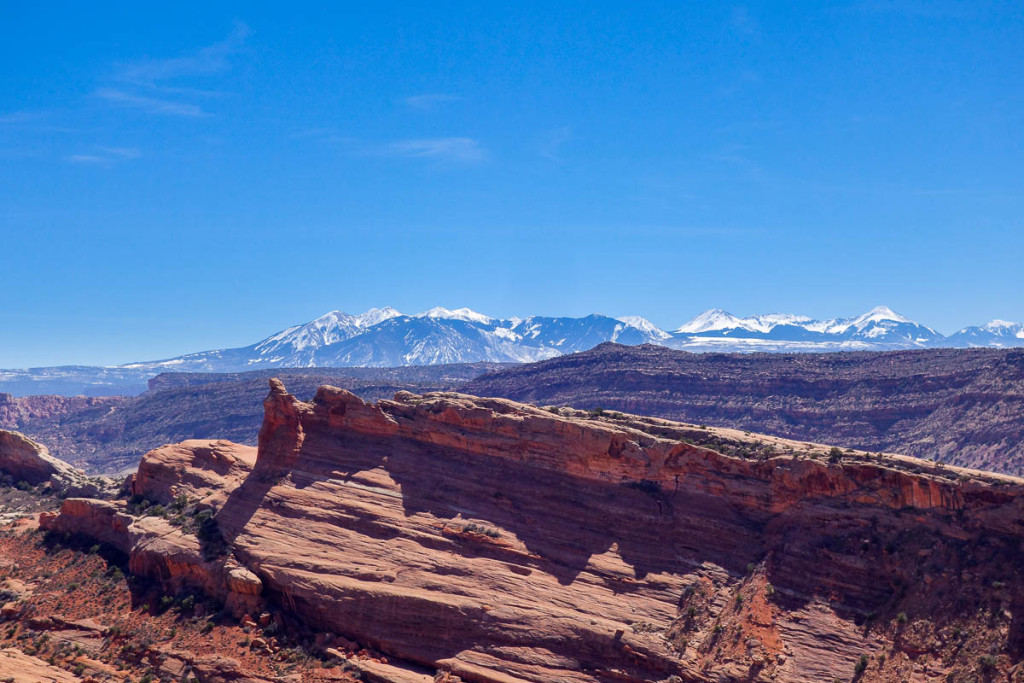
[402, 93, 461, 111]
[377, 137, 487, 163]
[0, 111, 78, 133]
[842, 1, 980, 19]
[0, 111, 38, 125]
[540, 126, 572, 162]
[95, 22, 249, 119]
[95, 88, 206, 117]
[66, 147, 142, 165]
[730, 6, 759, 38]
[115, 22, 250, 86]
[293, 130, 487, 163]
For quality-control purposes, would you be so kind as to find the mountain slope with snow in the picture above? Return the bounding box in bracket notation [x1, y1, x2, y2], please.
[946, 320, 1024, 348]
[2, 305, 1023, 396]
[667, 305, 946, 350]
[112, 303, 1024, 373]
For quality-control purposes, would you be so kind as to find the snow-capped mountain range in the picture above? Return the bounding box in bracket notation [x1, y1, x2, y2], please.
[118, 306, 668, 372]
[120, 304, 1022, 373]
[1, 305, 1021, 395]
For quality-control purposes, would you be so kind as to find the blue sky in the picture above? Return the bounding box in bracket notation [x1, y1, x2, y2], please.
[1, 1, 1022, 367]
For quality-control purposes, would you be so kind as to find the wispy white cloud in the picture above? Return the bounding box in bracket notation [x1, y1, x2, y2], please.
[0, 111, 38, 125]
[66, 146, 141, 166]
[95, 88, 205, 117]
[540, 126, 572, 162]
[377, 137, 486, 163]
[729, 6, 759, 38]
[402, 93, 462, 111]
[290, 127, 357, 144]
[293, 129, 486, 163]
[0, 110, 78, 133]
[707, 143, 764, 179]
[115, 22, 250, 86]
[95, 22, 249, 118]
[842, 1, 978, 19]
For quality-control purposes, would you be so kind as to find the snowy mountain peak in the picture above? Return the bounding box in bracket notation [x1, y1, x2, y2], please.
[815, 306, 924, 336]
[355, 306, 403, 328]
[309, 310, 354, 326]
[675, 309, 812, 335]
[415, 307, 495, 325]
[852, 305, 912, 326]
[113, 304, 1024, 378]
[982, 319, 1022, 331]
[617, 316, 671, 340]
[675, 309, 743, 334]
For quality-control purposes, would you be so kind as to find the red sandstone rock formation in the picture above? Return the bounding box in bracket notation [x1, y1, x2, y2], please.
[132, 439, 256, 508]
[43, 381, 1024, 683]
[0, 429, 115, 497]
[0, 429, 80, 486]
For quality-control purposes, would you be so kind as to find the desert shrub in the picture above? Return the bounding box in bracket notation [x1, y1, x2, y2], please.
[461, 523, 499, 538]
[195, 510, 228, 559]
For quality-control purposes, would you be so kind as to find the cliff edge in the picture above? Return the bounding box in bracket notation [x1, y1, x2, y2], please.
[42, 381, 1024, 683]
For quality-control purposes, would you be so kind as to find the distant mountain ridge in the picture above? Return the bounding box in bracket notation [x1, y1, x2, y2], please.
[1, 304, 1022, 395]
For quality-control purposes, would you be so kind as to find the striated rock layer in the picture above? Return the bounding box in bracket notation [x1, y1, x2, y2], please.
[465, 343, 1024, 476]
[44, 381, 1024, 682]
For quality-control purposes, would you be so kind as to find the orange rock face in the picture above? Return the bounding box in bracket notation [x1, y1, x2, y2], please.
[43, 382, 1024, 683]
[132, 438, 257, 507]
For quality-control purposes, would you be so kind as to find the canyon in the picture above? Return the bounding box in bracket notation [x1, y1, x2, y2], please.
[467, 343, 1024, 476]
[11, 345, 1024, 480]
[2, 364, 502, 474]
[26, 379, 1024, 682]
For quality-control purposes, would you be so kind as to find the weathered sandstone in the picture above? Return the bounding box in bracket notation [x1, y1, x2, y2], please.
[0, 647, 83, 683]
[0, 428, 116, 497]
[43, 381, 1024, 682]
[132, 438, 257, 507]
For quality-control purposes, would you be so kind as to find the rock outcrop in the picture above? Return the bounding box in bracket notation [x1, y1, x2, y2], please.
[465, 343, 1024, 476]
[0, 647, 84, 683]
[132, 439, 257, 507]
[0, 429, 80, 486]
[0, 429, 116, 497]
[43, 381, 1024, 683]
[8, 365, 498, 475]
